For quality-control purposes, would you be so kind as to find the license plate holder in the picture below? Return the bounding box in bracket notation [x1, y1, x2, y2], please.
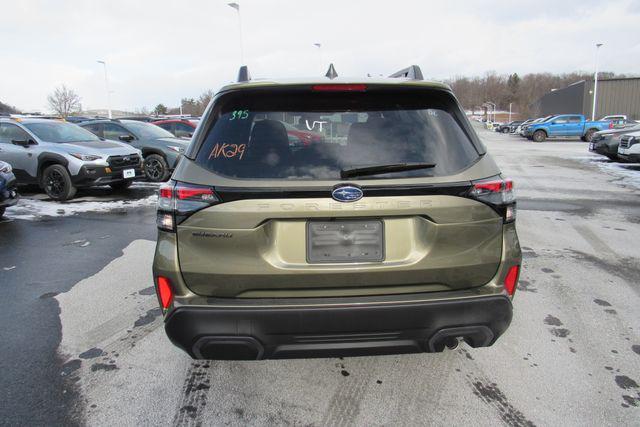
[123, 168, 135, 179]
[306, 219, 384, 263]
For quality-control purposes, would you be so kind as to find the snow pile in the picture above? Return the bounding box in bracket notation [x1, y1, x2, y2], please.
[5, 194, 158, 220]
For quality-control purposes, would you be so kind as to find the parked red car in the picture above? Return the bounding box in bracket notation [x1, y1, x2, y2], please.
[282, 122, 324, 148]
[152, 119, 198, 139]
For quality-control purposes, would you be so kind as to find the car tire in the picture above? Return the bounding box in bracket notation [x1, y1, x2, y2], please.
[533, 130, 546, 143]
[144, 154, 170, 182]
[110, 180, 133, 191]
[502, 128, 510, 134]
[42, 164, 77, 201]
[584, 129, 596, 142]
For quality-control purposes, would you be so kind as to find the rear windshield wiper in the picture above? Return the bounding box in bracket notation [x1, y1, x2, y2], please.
[340, 162, 437, 179]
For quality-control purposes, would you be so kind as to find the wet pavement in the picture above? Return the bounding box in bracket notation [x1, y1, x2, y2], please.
[0, 131, 639, 426]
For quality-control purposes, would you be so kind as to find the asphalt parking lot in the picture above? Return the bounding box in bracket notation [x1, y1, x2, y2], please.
[1, 126, 639, 426]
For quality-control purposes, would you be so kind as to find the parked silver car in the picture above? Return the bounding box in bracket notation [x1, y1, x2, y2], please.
[0, 118, 144, 200]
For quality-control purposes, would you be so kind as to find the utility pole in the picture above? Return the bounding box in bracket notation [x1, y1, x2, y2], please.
[509, 103, 512, 123]
[591, 43, 603, 121]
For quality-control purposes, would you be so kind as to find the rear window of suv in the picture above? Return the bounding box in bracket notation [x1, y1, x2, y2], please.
[193, 87, 481, 180]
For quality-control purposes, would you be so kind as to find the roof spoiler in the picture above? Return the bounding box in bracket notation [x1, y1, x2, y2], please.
[237, 65, 251, 83]
[389, 65, 424, 81]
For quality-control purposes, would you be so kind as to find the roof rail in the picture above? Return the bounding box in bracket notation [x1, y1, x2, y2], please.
[325, 63, 338, 79]
[237, 65, 251, 82]
[389, 65, 424, 81]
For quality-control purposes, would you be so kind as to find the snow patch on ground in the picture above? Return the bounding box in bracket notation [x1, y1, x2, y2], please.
[4, 181, 160, 220]
[576, 155, 640, 190]
[5, 194, 158, 220]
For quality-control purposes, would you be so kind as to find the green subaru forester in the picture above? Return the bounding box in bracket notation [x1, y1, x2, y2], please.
[152, 65, 521, 360]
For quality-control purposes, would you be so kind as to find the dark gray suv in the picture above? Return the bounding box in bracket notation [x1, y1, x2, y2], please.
[80, 120, 189, 182]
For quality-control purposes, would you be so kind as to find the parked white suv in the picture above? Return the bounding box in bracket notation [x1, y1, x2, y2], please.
[617, 130, 640, 163]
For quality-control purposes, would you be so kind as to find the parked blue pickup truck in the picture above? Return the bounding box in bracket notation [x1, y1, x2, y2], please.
[525, 114, 613, 142]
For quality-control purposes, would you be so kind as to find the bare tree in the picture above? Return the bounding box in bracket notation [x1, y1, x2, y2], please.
[134, 106, 150, 115]
[167, 89, 215, 116]
[197, 89, 215, 113]
[447, 71, 619, 118]
[47, 85, 82, 118]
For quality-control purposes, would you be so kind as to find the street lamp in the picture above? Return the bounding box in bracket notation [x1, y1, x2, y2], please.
[484, 102, 496, 123]
[96, 60, 112, 119]
[313, 43, 322, 71]
[591, 43, 603, 121]
[228, 2, 244, 65]
[482, 102, 490, 122]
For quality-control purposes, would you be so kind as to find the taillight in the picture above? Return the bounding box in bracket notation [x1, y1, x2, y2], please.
[312, 84, 367, 92]
[468, 176, 516, 223]
[504, 265, 520, 296]
[156, 276, 173, 309]
[157, 180, 219, 232]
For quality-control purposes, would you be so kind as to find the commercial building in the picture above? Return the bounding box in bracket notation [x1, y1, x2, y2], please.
[534, 77, 640, 120]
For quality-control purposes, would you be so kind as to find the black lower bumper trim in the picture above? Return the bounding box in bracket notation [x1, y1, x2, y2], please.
[164, 295, 513, 360]
[619, 153, 640, 163]
[72, 165, 144, 187]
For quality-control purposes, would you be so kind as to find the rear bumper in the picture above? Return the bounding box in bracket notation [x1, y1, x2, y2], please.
[164, 295, 513, 360]
[0, 176, 19, 208]
[0, 189, 19, 208]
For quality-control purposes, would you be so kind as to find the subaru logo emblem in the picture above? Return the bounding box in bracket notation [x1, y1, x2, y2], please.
[332, 185, 363, 202]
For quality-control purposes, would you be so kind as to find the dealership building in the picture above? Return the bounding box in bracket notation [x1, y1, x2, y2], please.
[534, 77, 640, 120]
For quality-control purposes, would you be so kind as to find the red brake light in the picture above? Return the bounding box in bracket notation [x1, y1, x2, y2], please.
[156, 276, 173, 309]
[157, 181, 219, 232]
[176, 186, 215, 201]
[312, 84, 367, 92]
[159, 186, 173, 199]
[504, 265, 520, 296]
[473, 179, 513, 193]
[468, 177, 516, 223]
[473, 180, 502, 193]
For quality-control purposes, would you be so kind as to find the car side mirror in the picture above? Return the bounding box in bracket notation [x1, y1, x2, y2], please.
[119, 134, 134, 142]
[11, 139, 36, 147]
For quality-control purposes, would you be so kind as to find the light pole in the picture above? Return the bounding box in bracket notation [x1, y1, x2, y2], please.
[97, 60, 112, 119]
[313, 43, 322, 71]
[509, 102, 512, 123]
[484, 102, 496, 123]
[591, 43, 603, 121]
[228, 2, 244, 65]
[482, 102, 490, 122]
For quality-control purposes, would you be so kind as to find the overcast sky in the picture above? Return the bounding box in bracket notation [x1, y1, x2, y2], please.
[2, 0, 639, 112]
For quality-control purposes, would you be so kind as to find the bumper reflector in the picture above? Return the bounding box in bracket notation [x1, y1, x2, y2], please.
[156, 276, 173, 309]
[504, 266, 520, 296]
